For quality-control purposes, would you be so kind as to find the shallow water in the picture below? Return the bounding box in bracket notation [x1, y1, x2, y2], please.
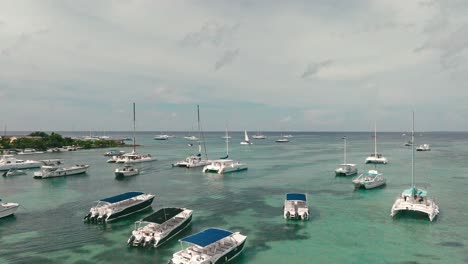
[0, 132, 467, 263]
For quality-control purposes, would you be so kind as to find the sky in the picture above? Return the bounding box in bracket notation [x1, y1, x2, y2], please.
[1, 0, 468, 132]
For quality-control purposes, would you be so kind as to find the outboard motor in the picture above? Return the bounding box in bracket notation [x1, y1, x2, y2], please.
[100, 214, 107, 223]
[128, 235, 135, 245]
[84, 212, 92, 222]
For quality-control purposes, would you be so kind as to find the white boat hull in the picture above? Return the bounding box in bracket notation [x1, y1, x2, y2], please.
[353, 178, 386, 189]
[203, 163, 248, 174]
[0, 203, 19, 218]
[115, 169, 139, 177]
[34, 165, 89, 179]
[365, 157, 388, 164]
[0, 161, 42, 171]
[391, 198, 439, 221]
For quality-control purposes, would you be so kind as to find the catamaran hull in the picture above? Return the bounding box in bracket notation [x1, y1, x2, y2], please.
[106, 197, 154, 222]
[0, 204, 19, 218]
[391, 199, 439, 221]
[365, 159, 388, 164]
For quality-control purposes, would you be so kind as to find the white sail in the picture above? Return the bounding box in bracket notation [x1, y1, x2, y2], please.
[244, 130, 249, 142]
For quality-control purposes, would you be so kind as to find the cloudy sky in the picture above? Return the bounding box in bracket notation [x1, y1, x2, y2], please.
[1, 0, 467, 132]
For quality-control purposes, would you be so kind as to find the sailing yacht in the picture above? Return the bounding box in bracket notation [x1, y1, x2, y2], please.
[221, 127, 232, 139]
[115, 103, 155, 164]
[240, 130, 253, 145]
[365, 122, 388, 164]
[252, 129, 266, 139]
[390, 112, 439, 221]
[172, 105, 211, 168]
[203, 128, 247, 174]
[335, 136, 357, 176]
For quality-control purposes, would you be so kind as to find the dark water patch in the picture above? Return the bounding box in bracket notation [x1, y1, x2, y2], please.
[452, 176, 467, 180]
[72, 248, 92, 255]
[414, 253, 441, 261]
[9, 256, 58, 264]
[399, 261, 420, 264]
[438, 241, 464, 247]
[74, 260, 95, 264]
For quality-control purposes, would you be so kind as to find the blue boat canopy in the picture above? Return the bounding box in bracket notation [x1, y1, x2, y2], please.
[180, 228, 233, 247]
[100, 192, 144, 203]
[286, 193, 306, 201]
[402, 188, 427, 197]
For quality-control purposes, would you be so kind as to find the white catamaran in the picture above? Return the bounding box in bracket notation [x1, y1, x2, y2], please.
[365, 121, 388, 164]
[390, 112, 439, 221]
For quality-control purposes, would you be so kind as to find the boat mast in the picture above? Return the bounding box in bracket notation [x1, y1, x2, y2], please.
[374, 121, 377, 156]
[343, 136, 347, 164]
[226, 128, 229, 157]
[132, 102, 136, 153]
[411, 111, 415, 193]
[197, 105, 201, 155]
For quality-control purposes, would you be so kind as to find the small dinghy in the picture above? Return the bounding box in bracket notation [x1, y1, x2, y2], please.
[283, 193, 310, 220]
[128, 207, 193, 248]
[84, 192, 155, 223]
[168, 228, 247, 264]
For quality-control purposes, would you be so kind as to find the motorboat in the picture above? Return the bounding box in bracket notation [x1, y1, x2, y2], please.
[365, 121, 388, 164]
[0, 199, 19, 219]
[202, 159, 248, 174]
[283, 134, 293, 138]
[115, 103, 155, 163]
[154, 134, 170, 140]
[240, 130, 253, 145]
[106, 155, 122, 163]
[335, 136, 358, 176]
[173, 105, 211, 168]
[59, 146, 77, 151]
[168, 228, 247, 264]
[84, 192, 155, 223]
[33, 159, 90, 179]
[391, 112, 439, 221]
[275, 138, 289, 143]
[104, 149, 125, 156]
[0, 155, 42, 171]
[17, 148, 44, 155]
[335, 164, 358, 176]
[352, 169, 386, 189]
[128, 207, 193, 248]
[46, 148, 61, 153]
[416, 144, 431, 151]
[2, 168, 26, 177]
[283, 193, 309, 220]
[404, 141, 413, 146]
[184, 135, 199, 141]
[115, 165, 139, 178]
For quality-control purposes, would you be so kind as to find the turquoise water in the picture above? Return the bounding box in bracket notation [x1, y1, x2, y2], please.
[0, 132, 467, 263]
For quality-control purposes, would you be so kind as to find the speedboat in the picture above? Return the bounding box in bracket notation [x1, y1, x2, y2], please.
[391, 112, 439, 221]
[416, 144, 430, 151]
[335, 136, 358, 176]
[275, 138, 289, 143]
[365, 153, 388, 164]
[352, 169, 386, 189]
[104, 149, 125, 156]
[2, 168, 26, 177]
[0, 199, 19, 219]
[17, 148, 44, 155]
[84, 192, 155, 223]
[335, 164, 358, 176]
[115, 165, 139, 178]
[33, 159, 89, 179]
[240, 130, 253, 145]
[0, 155, 42, 171]
[128, 207, 193, 248]
[404, 141, 413, 146]
[106, 155, 122, 163]
[173, 154, 211, 168]
[283, 193, 310, 220]
[252, 134, 266, 139]
[168, 228, 247, 264]
[202, 159, 248, 174]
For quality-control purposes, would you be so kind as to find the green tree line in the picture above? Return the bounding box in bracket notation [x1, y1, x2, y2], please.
[0, 132, 124, 150]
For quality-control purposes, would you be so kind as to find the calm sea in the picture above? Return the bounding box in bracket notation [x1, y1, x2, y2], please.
[0, 132, 467, 263]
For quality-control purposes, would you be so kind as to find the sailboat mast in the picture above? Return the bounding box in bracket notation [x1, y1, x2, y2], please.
[343, 136, 347, 164]
[197, 105, 201, 155]
[411, 111, 415, 192]
[226, 129, 229, 156]
[374, 121, 377, 155]
[133, 102, 136, 153]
